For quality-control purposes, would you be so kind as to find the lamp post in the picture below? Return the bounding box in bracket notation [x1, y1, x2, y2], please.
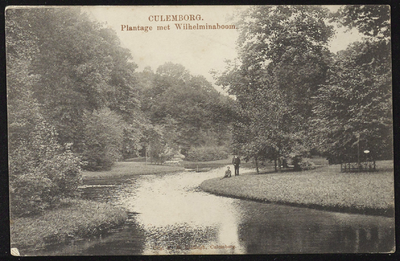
[364, 150, 370, 170]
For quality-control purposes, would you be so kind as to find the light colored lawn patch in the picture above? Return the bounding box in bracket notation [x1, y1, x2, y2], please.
[200, 161, 394, 213]
[82, 161, 184, 179]
[181, 157, 231, 169]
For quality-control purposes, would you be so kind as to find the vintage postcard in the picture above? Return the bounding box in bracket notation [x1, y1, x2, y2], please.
[6, 5, 394, 256]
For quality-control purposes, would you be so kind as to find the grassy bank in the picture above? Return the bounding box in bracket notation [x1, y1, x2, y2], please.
[200, 161, 394, 216]
[10, 199, 127, 253]
[82, 161, 184, 179]
[82, 158, 236, 180]
[181, 157, 232, 170]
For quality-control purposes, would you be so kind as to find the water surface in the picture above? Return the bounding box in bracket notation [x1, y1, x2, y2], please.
[30, 167, 395, 255]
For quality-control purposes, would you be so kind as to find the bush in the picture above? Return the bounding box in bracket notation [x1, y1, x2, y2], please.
[186, 146, 229, 162]
[81, 108, 124, 170]
[10, 151, 82, 217]
[9, 118, 82, 217]
[142, 125, 176, 165]
[296, 158, 316, 171]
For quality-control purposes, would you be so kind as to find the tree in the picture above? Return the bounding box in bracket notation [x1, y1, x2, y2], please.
[7, 8, 82, 217]
[313, 8, 392, 162]
[140, 124, 175, 164]
[333, 5, 390, 40]
[81, 108, 125, 170]
[137, 63, 234, 157]
[7, 7, 144, 170]
[9, 112, 82, 217]
[216, 6, 334, 171]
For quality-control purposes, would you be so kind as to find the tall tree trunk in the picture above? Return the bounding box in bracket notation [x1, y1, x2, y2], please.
[274, 158, 277, 172]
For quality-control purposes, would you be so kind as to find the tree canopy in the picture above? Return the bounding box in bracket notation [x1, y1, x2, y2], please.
[6, 7, 144, 215]
[215, 5, 392, 171]
[313, 5, 392, 162]
[7, 7, 146, 171]
[216, 6, 335, 170]
[136, 62, 235, 157]
[333, 5, 390, 40]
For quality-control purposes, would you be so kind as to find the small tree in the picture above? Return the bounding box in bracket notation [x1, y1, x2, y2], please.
[81, 108, 124, 170]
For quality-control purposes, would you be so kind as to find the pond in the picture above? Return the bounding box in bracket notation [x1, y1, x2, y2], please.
[31, 167, 395, 255]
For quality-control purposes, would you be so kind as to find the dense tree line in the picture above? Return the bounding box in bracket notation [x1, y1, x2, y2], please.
[136, 63, 234, 158]
[7, 8, 144, 172]
[215, 5, 392, 171]
[6, 7, 233, 216]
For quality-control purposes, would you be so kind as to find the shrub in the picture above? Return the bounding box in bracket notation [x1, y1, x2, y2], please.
[186, 146, 229, 162]
[297, 158, 316, 171]
[142, 125, 176, 165]
[81, 108, 124, 170]
[9, 117, 82, 217]
[149, 144, 174, 164]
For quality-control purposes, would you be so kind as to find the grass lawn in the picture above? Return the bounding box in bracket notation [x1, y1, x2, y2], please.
[200, 160, 394, 216]
[82, 161, 184, 179]
[82, 157, 237, 179]
[10, 199, 127, 253]
[181, 157, 232, 169]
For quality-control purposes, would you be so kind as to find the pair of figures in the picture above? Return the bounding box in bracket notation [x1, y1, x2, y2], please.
[222, 155, 240, 179]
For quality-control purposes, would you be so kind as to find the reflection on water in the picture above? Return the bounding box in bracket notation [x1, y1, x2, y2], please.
[144, 224, 219, 255]
[31, 213, 146, 256]
[114, 171, 248, 254]
[29, 167, 394, 255]
[235, 201, 394, 253]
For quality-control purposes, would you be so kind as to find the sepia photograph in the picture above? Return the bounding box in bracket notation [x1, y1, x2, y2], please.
[6, 5, 394, 256]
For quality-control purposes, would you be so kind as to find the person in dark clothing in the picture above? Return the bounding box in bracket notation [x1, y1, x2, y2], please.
[221, 166, 232, 179]
[232, 155, 241, 176]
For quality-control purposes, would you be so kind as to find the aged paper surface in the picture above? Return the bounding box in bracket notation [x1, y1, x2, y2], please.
[6, 5, 394, 256]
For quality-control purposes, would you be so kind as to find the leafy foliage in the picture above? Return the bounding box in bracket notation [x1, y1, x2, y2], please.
[137, 63, 235, 158]
[7, 7, 144, 171]
[216, 6, 334, 171]
[142, 124, 176, 164]
[7, 8, 82, 217]
[312, 40, 392, 161]
[312, 6, 392, 162]
[186, 146, 229, 162]
[9, 111, 82, 217]
[333, 5, 390, 40]
[217, 5, 392, 170]
[81, 108, 124, 170]
[6, 7, 142, 217]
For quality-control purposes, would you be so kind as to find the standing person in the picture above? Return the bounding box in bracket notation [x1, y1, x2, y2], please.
[232, 155, 241, 176]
